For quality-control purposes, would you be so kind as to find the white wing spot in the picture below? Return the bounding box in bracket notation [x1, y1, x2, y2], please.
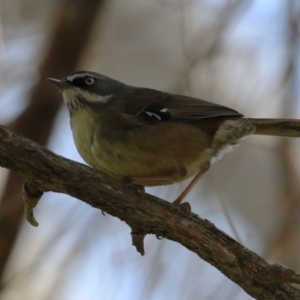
[145, 111, 161, 120]
[160, 108, 168, 113]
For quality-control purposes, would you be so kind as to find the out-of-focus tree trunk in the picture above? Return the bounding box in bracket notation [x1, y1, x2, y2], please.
[0, 0, 106, 289]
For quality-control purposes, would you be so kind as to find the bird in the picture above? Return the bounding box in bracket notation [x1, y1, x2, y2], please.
[48, 71, 300, 206]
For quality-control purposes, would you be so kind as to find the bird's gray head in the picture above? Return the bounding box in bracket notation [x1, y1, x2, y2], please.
[48, 71, 127, 112]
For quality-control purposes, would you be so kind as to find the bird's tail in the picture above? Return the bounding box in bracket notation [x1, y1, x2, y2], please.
[250, 118, 300, 137]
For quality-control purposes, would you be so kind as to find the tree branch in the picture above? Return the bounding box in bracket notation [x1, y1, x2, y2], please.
[0, 124, 300, 300]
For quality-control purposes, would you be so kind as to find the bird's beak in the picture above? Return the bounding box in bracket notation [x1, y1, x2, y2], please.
[47, 78, 73, 90]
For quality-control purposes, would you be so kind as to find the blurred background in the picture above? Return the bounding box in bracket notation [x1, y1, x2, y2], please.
[1, 0, 300, 299]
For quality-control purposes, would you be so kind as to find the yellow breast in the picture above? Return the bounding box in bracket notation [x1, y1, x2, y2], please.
[70, 108, 98, 168]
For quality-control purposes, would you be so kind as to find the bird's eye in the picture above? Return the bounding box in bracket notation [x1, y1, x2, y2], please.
[85, 78, 95, 85]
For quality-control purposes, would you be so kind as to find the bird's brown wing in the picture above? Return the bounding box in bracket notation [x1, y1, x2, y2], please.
[123, 87, 243, 122]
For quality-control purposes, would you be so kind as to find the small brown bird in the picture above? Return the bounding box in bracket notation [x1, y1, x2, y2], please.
[48, 71, 300, 205]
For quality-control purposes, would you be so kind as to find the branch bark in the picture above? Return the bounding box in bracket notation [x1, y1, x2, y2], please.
[0, 125, 300, 300]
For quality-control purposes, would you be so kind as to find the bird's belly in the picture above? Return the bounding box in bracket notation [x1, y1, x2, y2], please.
[89, 136, 213, 186]
[71, 119, 215, 185]
[71, 115, 252, 186]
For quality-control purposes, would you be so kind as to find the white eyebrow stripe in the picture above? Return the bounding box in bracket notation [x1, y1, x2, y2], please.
[66, 73, 91, 82]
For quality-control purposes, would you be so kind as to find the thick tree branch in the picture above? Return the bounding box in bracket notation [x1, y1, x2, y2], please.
[0, 125, 300, 300]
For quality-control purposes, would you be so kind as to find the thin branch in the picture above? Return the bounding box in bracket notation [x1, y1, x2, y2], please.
[0, 125, 300, 300]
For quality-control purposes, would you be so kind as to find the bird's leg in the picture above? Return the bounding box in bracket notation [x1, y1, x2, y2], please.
[173, 163, 210, 205]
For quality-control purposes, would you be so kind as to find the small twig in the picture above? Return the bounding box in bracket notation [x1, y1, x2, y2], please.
[22, 180, 44, 227]
[131, 230, 146, 256]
